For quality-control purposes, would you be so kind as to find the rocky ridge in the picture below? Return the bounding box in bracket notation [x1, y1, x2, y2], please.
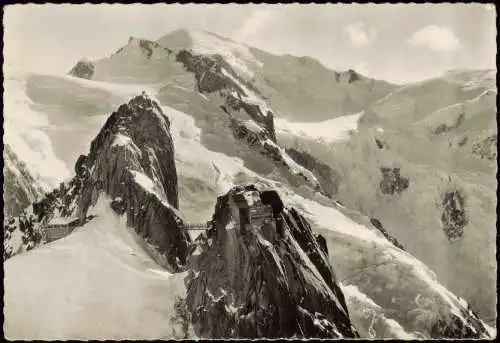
[4, 94, 191, 271]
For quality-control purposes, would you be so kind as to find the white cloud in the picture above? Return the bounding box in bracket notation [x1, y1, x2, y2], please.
[234, 9, 272, 42]
[342, 22, 376, 47]
[407, 25, 461, 52]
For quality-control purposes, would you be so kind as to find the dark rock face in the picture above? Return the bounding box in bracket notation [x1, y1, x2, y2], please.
[176, 49, 245, 95]
[110, 197, 127, 215]
[75, 154, 88, 176]
[430, 310, 490, 339]
[4, 213, 42, 259]
[375, 138, 385, 149]
[334, 71, 340, 82]
[112, 37, 171, 59]
[314, 233, 328, 256]
[231, 120, 266, 147]
[369, 217, 405, 250]
[138, 39, 162, 58]
[432, 113, 465, 135]
[69, 60, 95, 79]
[348, 69, 360, 83]
[285, 147, 341, 197]
[433, 124, 448, 135]
[185, 185, 359, 339]
[229, 119, 282, 164]
[83, 95, 179, 209]
[471, 134, 497, 161]
[77, 94, 190, 270]
[458, 136, 468, 147]
[379, 167, 410, 195]
[441, 189, 468, 242]
[212, 54, 263, 97]
[225, 94, 277, 143]
[176, 49, 277, 143]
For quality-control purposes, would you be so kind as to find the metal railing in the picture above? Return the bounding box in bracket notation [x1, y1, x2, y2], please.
[181, 223, 209, 231]
[40, 219, 209, 244]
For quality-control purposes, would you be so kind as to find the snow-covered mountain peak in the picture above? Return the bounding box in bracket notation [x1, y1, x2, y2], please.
[158, 28, 250, 51]
[68, 28, 399, 122]
[112, 36, 171, 59]
[157, 28, 262, 77]
[155, 28, 193, 49]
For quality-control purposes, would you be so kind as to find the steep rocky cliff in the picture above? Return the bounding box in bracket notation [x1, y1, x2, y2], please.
[4, 94, 191, 271]
[471, 133, 497, 161]
[184, 184, 359, 338]
[285, 147, 342, 197]
[76, 93, 191, 270]
[3, 145, 45, 218]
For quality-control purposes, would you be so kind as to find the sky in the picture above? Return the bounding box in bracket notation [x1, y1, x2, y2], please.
[3, 3, 496, 84]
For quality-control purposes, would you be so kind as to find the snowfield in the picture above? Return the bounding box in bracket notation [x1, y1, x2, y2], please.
[342, 284, 418, 339]
[4, 197, 189, 340]
[163, 29, 262, 78]
[275, 111, 363, 144]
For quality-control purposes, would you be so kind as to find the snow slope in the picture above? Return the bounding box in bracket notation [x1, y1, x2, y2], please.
[343, 285, 417, 339]
[275, 111, 363, 145]
[157, 29, 262, 78]
[3, 197, 190, 340]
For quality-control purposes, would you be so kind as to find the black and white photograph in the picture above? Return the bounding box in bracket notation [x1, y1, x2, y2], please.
[2, 3, 497, 340]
